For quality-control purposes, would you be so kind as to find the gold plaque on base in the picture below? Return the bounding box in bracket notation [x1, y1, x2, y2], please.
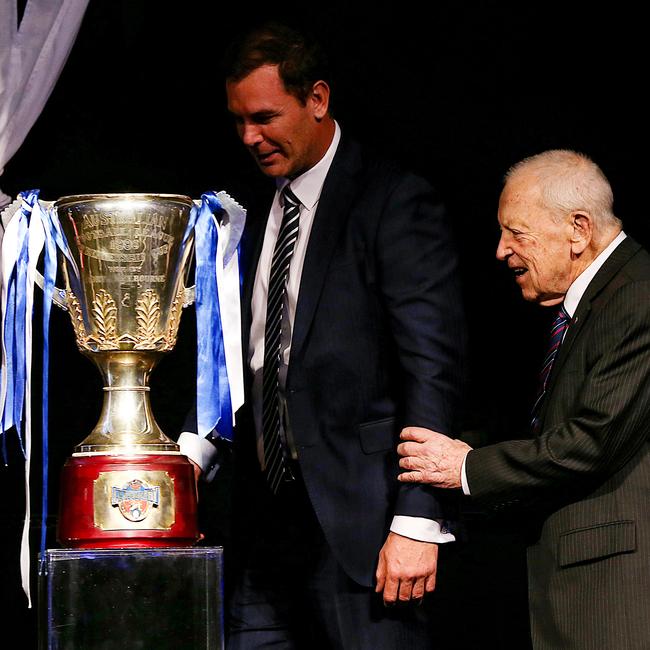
[93, 470, 176, 531]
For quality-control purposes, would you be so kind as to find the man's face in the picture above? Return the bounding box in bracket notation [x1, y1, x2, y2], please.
[226, 64, 324, 179]
[496, 177, 574, 307]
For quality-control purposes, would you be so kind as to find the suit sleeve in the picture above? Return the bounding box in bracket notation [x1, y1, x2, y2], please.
[375, 172, 467, 518]
[467, 279, 650, 510]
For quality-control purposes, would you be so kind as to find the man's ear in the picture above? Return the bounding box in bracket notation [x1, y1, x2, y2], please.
[570, 211, 593, 256]
[309, 80, 330, 120]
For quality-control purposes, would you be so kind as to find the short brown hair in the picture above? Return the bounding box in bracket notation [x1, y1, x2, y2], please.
[223, 21, 331, 106]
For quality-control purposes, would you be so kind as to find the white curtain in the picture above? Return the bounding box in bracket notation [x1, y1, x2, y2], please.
[0, 0, 89, 211]
[0, 0, 89, 605]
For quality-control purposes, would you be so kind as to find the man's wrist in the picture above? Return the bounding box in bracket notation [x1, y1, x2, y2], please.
[178, 431, 221, 481]
[390, 516, 456, 543]
[460, 449, 472, 496]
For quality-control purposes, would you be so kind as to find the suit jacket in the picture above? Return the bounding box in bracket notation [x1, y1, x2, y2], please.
[233, 137, 466, 587]
[466, 237, 650, 649]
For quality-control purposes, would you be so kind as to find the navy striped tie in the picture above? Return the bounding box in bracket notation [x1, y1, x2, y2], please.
[531, 306, 571, 433]
[262, 185, 301, 493]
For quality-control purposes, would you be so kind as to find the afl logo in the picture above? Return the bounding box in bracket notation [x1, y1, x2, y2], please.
[111, 478, 160, 522]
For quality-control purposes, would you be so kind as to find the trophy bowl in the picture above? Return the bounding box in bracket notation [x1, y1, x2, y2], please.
[54, 194, 200, 548]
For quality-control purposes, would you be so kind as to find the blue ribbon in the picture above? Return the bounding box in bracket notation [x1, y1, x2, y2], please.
[0, 190, 77, 562]
[13, 220, 29, 442]
[187, 192, 234, 442]
[39, 204, 60, 560]
[2, 193, 32, 457]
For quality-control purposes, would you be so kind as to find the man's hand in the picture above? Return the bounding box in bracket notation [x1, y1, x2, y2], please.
[187, 459, 205, 541]
[188, 458, 202, 482]
[188, 459, 202, 498]
[375, 532, 438, 604]
[397, 427, 471, 489]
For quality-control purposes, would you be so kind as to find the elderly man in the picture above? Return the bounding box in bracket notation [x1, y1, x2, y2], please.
[398, 150, 650, 649]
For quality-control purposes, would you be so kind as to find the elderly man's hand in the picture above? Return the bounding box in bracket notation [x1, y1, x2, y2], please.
[397, 427, 472, 489]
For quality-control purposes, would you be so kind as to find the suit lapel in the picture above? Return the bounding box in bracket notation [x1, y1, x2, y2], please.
[240, 184, 275, 357]
[289, 139, 362, 363]
[542, 236, 642, 402]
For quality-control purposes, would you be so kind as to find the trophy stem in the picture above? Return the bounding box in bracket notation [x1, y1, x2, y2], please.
[74, 350, 179, 455]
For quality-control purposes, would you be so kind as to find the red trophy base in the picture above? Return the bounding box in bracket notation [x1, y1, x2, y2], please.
[57, 454, 200, 549]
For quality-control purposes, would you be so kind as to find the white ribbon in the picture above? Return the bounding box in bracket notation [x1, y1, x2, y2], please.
[214, 191, 245, 425]
[0, 194, 46, 607]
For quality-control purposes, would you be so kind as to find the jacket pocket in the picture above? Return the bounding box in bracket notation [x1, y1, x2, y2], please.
[558, 520, 636, 567]
[359, 417, 396, 454]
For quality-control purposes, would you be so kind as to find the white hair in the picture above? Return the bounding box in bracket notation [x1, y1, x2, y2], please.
[505, 149, 622, 229]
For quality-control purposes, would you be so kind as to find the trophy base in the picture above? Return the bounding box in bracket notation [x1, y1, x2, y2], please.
[57, 453, 200, 549]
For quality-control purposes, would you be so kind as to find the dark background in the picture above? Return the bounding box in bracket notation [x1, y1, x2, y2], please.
[1, 1, 648, 647]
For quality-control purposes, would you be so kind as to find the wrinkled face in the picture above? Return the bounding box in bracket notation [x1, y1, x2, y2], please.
[226, 64, 325, 179]
[496, 178, 574, 306]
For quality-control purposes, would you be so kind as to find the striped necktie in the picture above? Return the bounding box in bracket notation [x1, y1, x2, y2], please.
[531, 305, 571, 433]
[261, 185, 301, 493]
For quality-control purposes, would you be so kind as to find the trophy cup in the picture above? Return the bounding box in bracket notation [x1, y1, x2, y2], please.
[53, 193, 201, 548]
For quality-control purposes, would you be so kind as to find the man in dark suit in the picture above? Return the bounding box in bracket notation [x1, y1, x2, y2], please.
[397, 149, 650, 649]
[180, 21, 465, 649]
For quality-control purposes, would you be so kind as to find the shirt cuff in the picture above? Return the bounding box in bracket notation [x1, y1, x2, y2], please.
[178, 431, 220, 482]
[461, 450, 471, 496]
[390, 516, 456, 543]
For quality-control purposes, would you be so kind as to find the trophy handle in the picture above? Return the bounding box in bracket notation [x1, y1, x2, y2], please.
[35, 271, 68, 310]
[178, 199, 205, 309]
[183, 285, 195, 307]
[182, 217, 196, 308]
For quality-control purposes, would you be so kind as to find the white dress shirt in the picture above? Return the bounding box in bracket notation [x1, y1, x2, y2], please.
[460, 231, 628, 495]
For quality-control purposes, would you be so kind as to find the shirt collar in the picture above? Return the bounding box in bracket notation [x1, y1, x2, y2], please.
[563, 230, 627, 316]
[276, 121, 341, 210]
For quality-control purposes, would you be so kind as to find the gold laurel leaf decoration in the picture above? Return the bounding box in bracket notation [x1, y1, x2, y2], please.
[92, 290, 118, 348]
[164, 286, 183, 350]
[135, 289, 161, 349]
[67, 291, 90, 350]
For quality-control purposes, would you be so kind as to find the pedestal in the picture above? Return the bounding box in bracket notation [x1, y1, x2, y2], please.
[39, 547, 223, 650]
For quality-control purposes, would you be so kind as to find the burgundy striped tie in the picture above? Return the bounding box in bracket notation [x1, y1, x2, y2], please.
[531, 306, 571, 433]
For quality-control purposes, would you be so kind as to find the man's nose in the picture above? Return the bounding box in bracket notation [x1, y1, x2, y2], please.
[241, 123, 263, 147]
[496, 234, 511, 261]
